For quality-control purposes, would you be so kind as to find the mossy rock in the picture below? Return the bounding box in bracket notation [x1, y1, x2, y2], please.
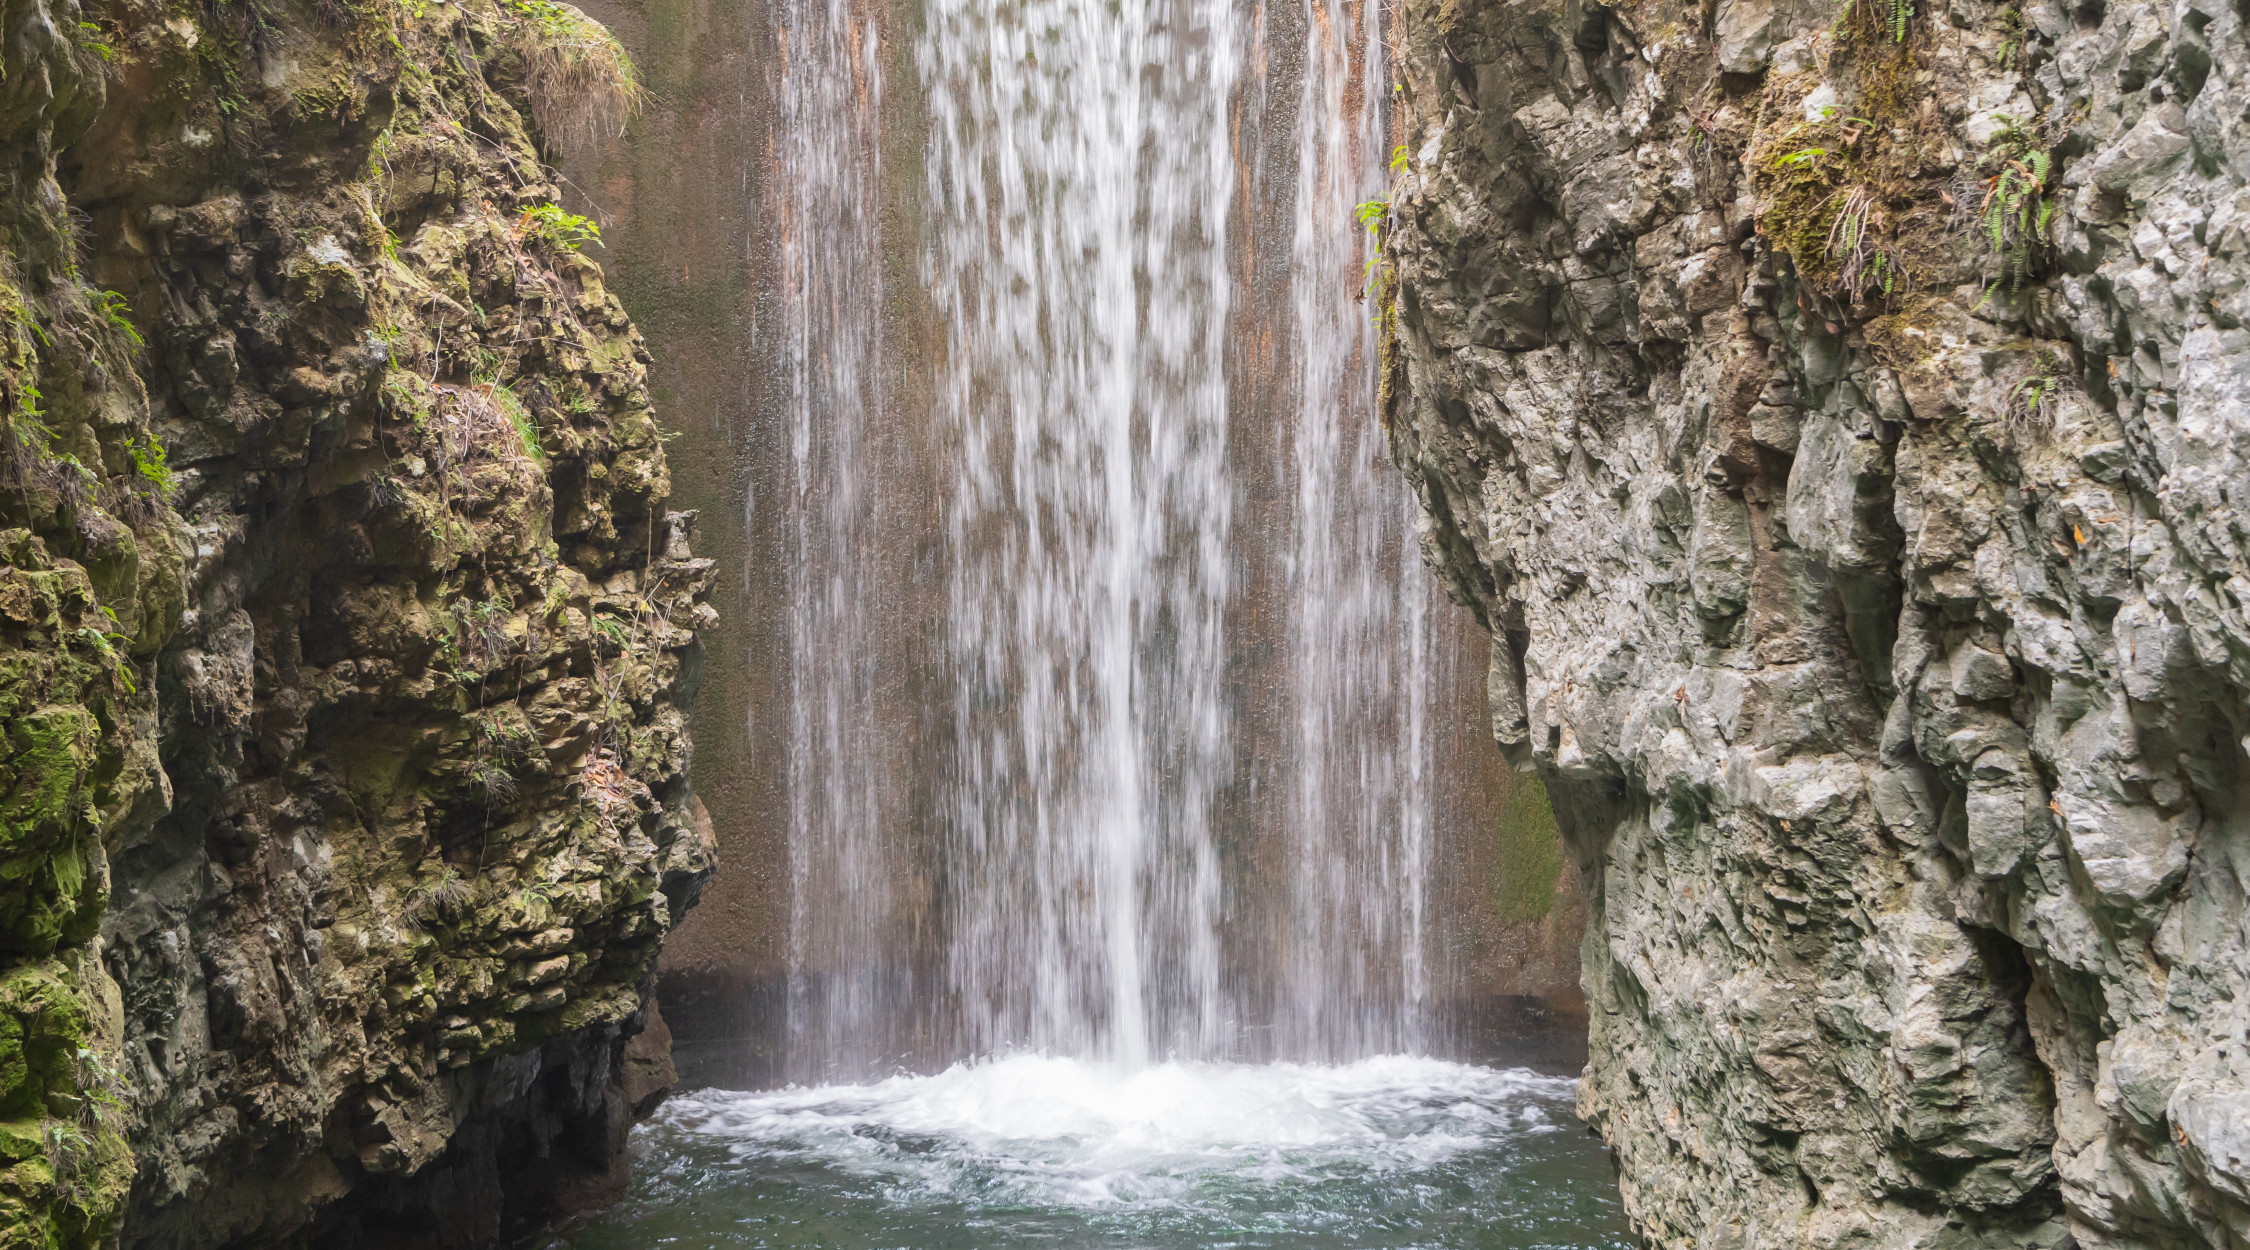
[1491, 774, 1564, 925]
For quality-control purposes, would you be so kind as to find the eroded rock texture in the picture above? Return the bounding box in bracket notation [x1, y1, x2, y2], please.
[0, 0, 711, 1244]
[1380, 0, 2250, 1242]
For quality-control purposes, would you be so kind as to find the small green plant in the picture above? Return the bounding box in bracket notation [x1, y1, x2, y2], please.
[74, 21, 113, 61]
[1976, 117, 2055, 298]
[384, 370, 433, 429]
[14, 378, 45, 427]
[1389, 143, 1409, 173]
[466, 346, 506, 387]
[2008, 374, 2059, 426]
[470, 761, 519, 803]
[449, 594, 517, 673]
[591, 614, 633, 651]
[367, 126, 398, 180]
[92, 290, 142, 349]
[2005, 349, 2073, 439]
[1834, 0, 1912, 41]
[1885, 0, 1912, 42]
[406, 864, 474, 922]
[491, 384, 546, 464]
[1996, 4, 2025, 66]
[130, 434, 174, 496]
[1773, 147, 1831, 169]
[1354, 198, 1390, 294]
[468, 707, 536, 806]
[513, 878, 560, 910]
[518, 203, 601, 252]
[75, 625, 136, 694]
[75, 1046, 129, 1114]
[1824, 186, 1901, 303]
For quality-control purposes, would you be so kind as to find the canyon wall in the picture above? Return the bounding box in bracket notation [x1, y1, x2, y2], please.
[0, 0, 709, 1244]
[1380, 0, 2250, 1241]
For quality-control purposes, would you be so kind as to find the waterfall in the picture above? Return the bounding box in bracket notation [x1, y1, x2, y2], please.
[922, 0, 1240, 1067]
[768, 0, 1452, 1078]
[770, 0, 915, 1078]
[1274, 0, 1431, 1061]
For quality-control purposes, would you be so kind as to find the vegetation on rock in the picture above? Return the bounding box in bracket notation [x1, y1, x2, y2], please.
[0, 0, 709, 1243]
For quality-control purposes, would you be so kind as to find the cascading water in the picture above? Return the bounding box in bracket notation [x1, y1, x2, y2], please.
[769, 0, 918, 1079]
[769, 0, 1459, 1078]
[922, 0, 1239, 1066]
[1274, 0, 1436, 1061]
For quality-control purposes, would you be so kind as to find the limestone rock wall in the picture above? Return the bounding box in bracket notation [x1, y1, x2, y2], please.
[1378, 0, 2250, 1241]
[0, 0, 711, 1244]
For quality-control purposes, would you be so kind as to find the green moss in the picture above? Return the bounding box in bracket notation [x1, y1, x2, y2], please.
[0, 962, 131, 1249]
[1744, 0, 1951, 307]
[1490, 774, 1564, 924]
[0, 700, 107, 956]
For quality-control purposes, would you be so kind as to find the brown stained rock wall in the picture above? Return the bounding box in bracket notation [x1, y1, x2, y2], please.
[559, 0, 793, 1087]
[561, 0, 954, 1086]
[1380, 0, 2250, 1239]
[0, 0, 716, 1244]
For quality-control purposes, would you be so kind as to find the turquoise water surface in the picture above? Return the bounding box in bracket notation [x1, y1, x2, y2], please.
[550, 1054, 1631, 1250]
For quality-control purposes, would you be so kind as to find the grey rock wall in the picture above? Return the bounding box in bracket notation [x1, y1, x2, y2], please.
[1378, 0, 2250, 1242]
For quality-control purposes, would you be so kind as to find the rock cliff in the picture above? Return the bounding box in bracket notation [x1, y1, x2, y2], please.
[1379, 0, 2250, 1242]
[0, 0, 711, 1244]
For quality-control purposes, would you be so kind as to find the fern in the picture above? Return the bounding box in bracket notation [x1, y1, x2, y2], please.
[1354, 199, 1392, 295]
[130, 435, 174, 497]
[93, 290, 142, 349]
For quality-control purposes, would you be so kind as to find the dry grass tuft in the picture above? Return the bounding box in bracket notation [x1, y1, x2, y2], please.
[509, 0, 646, 151]
[1824, 185, 1902, 305]
[575, 747, 651, 835]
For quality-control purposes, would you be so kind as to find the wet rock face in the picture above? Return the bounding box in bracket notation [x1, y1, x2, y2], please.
[1380, 0, 2250, 1242]
[0, 0, 710, 1244]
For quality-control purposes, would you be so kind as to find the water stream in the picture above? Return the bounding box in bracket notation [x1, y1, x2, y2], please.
[583, 0, 1628, 1237]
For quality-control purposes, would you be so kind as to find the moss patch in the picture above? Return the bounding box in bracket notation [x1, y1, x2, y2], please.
[1742, 0, 1964, 311]
[1491, 774, 1564, 924]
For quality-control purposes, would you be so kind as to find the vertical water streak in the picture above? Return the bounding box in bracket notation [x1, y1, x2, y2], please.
[771, 0, 902, 1081]
[1277, 0, 1434, 1059]
[921, 0, 1239, 1064]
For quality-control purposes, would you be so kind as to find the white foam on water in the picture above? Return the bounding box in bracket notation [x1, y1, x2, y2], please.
[657, 1055, 1575, 1214]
